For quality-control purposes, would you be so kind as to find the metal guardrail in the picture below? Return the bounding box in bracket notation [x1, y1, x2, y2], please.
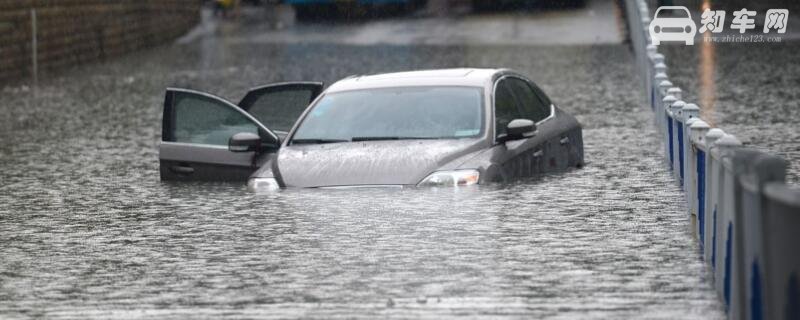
[623, 1, 800, 319]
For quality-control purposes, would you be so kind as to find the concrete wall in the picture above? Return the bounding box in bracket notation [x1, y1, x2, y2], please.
[0, 0, 201, 84]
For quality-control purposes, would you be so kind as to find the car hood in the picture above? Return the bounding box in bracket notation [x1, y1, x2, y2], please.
[275, 139, 482, 188]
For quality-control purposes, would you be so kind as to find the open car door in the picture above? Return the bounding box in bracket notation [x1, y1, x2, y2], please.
[160, 88, 279, 181]
[160, 82, 323, 182]
[238, 82, 323, 139]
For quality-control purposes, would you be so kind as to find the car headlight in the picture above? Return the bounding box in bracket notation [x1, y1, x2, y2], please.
[417, 170, 480, 187]
[247, 177, 281, 192]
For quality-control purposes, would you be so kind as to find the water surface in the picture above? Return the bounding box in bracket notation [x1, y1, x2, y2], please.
[0, 22, 727, 319]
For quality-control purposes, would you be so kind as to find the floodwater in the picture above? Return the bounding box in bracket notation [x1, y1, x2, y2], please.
[0, 3, 740, 319]
[659, 41, 800, 185]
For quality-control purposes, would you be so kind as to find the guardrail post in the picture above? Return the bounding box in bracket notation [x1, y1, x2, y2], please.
[674, 102, 686, 186]
[647, 44, 657, 56]
[658, 81, 673, 130]
[667, 87, 683, 101]
[739, 154, 788, 320]
[683, 117, 699, 194]
[655, 62, 667, 77]
[651, 53, 665, 66]
[658, 81, 673, 97]
[668, 99, 685, 177]
[652, 72, 668, 113]
[726, 149, 766, 319]
[761, 182, 800, 320]
[681, 103, 700, 191]
[661, 94, 676, 164]
[710, 134, 742, 308]
[702, 128, 726, 261]
[689, 120, 710, 238]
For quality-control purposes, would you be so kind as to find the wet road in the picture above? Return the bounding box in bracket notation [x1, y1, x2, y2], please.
[223, 0, 622, 46]
[0, 3, 736, 319]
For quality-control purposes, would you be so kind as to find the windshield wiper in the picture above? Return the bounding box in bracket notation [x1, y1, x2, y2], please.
[293, 137, 442, 144]
[291, 138, 349, 145]
[350, 136, 441, 142]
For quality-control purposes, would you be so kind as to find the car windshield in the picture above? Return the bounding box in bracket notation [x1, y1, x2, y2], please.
[291, 86, 483, 143]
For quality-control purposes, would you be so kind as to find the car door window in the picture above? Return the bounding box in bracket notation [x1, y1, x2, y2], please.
[494, 79, 523, 137]
[171, 91, 259, 146]
[243, 89, 311, 133]
[507, 78, 550, 122]
[528, 81, 553, 109]
[239, 83, 323, 134]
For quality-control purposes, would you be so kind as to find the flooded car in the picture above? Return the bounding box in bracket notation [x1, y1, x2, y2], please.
[158, 68, 583, 190]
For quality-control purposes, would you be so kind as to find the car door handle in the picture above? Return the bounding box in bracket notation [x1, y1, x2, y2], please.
[560, 137, 570, 145]
[169, 165, 195, 175]
[532, 150, 544, 158]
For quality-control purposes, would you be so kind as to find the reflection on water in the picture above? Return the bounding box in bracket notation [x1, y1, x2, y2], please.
[699, 0, 717, 123]
[0, 40, 724, 318]
[699, 38, 716, 123]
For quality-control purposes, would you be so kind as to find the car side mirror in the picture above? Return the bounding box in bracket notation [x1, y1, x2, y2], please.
[229, 132, 262, 152]
[501, 119, 537, 142]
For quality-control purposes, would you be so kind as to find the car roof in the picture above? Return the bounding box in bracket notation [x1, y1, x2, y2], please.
[325, 68, 507, 93]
